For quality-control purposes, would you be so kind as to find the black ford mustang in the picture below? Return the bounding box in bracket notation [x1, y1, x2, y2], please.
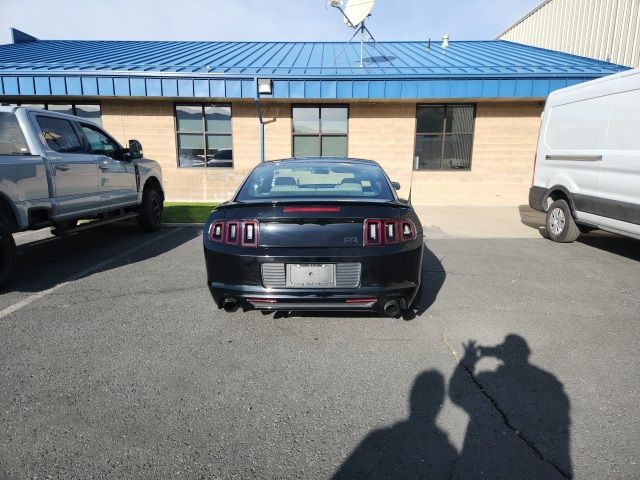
[203, 157, 423, 317]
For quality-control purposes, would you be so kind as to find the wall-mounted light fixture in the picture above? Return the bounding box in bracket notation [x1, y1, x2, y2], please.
[257, 78, 273, 96]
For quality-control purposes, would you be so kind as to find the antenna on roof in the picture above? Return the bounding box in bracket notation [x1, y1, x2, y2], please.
[328, 0, 392, 67]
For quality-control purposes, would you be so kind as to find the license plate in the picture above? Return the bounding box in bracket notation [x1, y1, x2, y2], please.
[286, 264, 336, 288]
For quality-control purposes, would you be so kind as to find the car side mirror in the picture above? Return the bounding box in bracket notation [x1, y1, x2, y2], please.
[391, 181, 401, 191]
[128, 139, 143, 159]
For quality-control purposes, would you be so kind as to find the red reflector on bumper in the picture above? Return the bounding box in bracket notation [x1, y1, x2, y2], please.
[283, 206, 340, 213]
[247, 298, 277, 304]
[346, 298, 378, 304]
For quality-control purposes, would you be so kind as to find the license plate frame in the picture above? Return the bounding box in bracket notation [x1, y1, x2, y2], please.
[286, 264, 336, 288]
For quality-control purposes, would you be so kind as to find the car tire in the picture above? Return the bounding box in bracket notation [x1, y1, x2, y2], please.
[137, 189, 163, 232]
[0, 223, 16, 288]
[546, 200, 580, 243]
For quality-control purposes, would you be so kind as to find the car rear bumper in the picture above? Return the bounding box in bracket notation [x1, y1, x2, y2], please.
[204, 244, 423, 313]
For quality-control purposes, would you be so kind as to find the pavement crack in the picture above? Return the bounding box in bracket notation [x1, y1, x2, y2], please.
[436, 320, 571, 480]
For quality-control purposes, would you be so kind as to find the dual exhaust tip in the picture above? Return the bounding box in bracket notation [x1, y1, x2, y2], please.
[222, 298, 239, 313]
[222, 297, 402, 317]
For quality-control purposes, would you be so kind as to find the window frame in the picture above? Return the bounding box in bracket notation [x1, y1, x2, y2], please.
[414, 104, 477, 171]
[79, 122, 122, 157]
[35, 114, 85, 155]
[174, 103, 233, 169]
[291, 104, 349, 158]
[14, 101, 102, 125]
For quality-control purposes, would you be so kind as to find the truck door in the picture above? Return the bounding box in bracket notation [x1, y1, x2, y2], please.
[34, 114, 100, 217]
[78, 123, 138, 208]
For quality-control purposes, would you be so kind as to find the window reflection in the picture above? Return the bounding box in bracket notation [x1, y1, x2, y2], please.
[176, 104, 233, 168]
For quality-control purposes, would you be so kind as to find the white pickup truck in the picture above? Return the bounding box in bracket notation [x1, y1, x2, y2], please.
[0, 105, 165, 286]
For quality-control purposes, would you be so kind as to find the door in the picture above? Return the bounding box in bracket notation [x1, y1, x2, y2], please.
[34, 114, 100, 217]
[596, 85, 640, 232]
[79, 123, 138, 208]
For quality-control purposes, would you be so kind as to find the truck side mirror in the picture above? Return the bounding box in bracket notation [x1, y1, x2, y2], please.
[128, 139, 143, 159]
[391, 181, 401, 191]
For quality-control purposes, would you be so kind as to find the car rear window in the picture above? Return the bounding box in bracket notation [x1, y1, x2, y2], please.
[235, 161, 394, 201]
[0, 112, 30, 155]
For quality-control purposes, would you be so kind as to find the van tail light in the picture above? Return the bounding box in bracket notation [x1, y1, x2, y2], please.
[532, 152, 537, 185]
[364, 218, 417, 246]
[209, 219, 259, 247]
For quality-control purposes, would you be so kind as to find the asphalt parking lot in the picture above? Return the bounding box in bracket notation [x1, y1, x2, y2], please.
[1, 224, 639, 479]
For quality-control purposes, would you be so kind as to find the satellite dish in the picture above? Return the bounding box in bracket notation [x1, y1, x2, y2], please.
[342, 0, 376, 27]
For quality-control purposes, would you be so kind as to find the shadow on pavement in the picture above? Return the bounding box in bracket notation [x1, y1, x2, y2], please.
[335, 335, 572, 479]
[333, 370, 458, 479]
[5, 225, 200, 294]
[578, 233, 640, 261]
[450, 334, 572, 479]
[518, 205, 546, 236]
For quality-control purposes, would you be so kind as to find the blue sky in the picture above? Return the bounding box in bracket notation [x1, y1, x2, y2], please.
[0, 0, 541, 45]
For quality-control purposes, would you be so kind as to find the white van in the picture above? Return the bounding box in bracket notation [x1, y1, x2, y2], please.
[529, 68, 640, 242]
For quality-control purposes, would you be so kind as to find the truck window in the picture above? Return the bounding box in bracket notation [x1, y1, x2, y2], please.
[80, 124, 119, 155]
[0, 112, 30, 155]
[36, 116, 83, 154]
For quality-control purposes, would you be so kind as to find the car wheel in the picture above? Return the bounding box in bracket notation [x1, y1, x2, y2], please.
[546, 200, 580, 243]
[0, 223, 16, 288]
[137, 189, 163, 232]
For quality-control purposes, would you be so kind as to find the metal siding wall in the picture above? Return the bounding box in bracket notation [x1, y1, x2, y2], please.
[499, 0, 640, 67]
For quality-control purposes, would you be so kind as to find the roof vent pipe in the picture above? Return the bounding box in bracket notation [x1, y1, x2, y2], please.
[442, 34, 450, 48]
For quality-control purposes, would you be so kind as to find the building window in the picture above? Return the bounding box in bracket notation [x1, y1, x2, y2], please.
[175, 104, 232, 168]
[414, 105, 475, 170]
[14, 103, 102, 126]
[292, 106, 348, 157]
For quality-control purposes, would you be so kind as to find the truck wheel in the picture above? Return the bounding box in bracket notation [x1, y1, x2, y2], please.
[0, 223, 16, 288]
[546, 200, 580, 243]
[137, 189, 163, 232]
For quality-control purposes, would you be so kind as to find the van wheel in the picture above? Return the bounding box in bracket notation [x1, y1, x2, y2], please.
[546, 200, 580, 243]
[0, 223, 16, 288]
[137, 189, 163, 232]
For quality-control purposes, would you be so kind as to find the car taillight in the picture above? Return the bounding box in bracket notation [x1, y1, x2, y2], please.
[364, 218, 416, 246]
[364, 219, 382, 246]
[210, 221, 225, 243]
[209, 219, 259, 247]
[242, 220, 258, 246]
[401, 220, 416, 241]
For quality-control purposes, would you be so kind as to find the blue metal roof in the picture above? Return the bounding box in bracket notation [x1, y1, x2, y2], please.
[0, 35, 627, 100]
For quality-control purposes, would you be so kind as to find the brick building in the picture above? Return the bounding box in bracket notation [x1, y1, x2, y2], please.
[0, 29, 625, 205]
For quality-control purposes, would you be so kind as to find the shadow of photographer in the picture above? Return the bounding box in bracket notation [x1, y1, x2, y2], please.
[333, 370, 457, 479]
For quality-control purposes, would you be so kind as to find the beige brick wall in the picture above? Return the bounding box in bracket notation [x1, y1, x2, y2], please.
[408, 102, 543, 205]
[101, 100, 292, 202]
[101, 99, 541, 205]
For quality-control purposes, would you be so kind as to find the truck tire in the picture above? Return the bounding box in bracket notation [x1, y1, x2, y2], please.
[546, 199, 580, 243]
[0, 223, 16, 288]
[137, 189, 163, 232]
